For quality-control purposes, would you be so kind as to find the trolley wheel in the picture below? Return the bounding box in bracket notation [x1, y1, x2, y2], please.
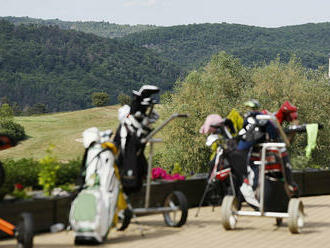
[163, 191, 188, 227]
[0, 162, 5, 188]
[288, 198, 304, 234]
[221, 195, 239, 230]
[16, 213, 34, 248]
[276, 218, 283, 226]
[117, 208, 133, 231]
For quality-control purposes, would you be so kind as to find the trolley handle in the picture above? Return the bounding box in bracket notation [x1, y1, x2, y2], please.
[285, 123, 324, 133]
[141, 113, 189, 144]
[175, 113, 189, 118]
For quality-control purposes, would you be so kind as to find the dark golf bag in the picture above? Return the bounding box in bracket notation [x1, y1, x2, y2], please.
[200, 118, 244, 208]
[114, 85, 160, 195]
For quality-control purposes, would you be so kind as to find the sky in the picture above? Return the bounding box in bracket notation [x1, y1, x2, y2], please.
[0, 0, 329, 27]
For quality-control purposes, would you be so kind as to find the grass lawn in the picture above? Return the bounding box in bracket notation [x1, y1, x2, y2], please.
[1, 104, 171, 162]
[1, 105, 120, 161]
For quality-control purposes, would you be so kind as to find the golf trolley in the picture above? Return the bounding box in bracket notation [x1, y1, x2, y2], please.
[221, 114, 304, 234]
[195, 120, 238, 217]
[0, 135, 34, 248]
[70, 85, 189, 245]
[131, 113, 189, 227]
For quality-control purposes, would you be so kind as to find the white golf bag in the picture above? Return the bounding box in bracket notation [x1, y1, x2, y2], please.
[69, 127, 120, 244]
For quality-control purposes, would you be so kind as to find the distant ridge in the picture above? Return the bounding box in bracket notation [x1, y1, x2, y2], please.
[0, 16, 158, 38]
[119, 22, 330, 70]
[3, 16, 329, 70]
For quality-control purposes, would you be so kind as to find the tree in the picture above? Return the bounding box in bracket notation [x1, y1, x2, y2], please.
[0, 96, 9, 105]
[91, 92, 110, 107]
[0, 104, 14, 119]
[158, 52, 330, 174]
[117, 93, 131, 106]
[30, 103, 48, 114]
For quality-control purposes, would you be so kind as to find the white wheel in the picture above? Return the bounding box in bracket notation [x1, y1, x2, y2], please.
[288, 198, 304, 234]
[221, 195, 238, 230]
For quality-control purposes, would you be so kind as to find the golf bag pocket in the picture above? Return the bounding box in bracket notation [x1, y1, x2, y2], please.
[69, 188, 109, 243]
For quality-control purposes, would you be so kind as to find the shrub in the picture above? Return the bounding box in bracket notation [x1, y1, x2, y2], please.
[29, 103, 48, 114]
[56, 158, 81, 186]
[0, 156, 81, 200]
[117, 93, 131, 106]
[0, 158, 40, 200]
[38, 146, 61, 196]
[158, 52, 330, 173]
[0, 119, 26, 141]
[91, 92, 110, 107]
[0, 103, 14, 119]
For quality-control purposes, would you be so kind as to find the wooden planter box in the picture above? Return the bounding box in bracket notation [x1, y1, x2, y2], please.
[0, 197, 71, 237]
[302, 169, 330, 196]
[0, 169, 329, 238]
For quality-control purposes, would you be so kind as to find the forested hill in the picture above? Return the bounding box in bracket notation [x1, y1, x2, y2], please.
[0, 16, 157, 38]
[0, 20, 183, 112]
[119, 22, 330, 70]
[4, 17, 329, 71]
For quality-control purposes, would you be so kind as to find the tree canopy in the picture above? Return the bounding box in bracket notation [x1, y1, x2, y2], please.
[158, 52, 330, 173]
[0, 20, 183, 112]
[119, 22, 330, 70]
[0, 16, 157, 38]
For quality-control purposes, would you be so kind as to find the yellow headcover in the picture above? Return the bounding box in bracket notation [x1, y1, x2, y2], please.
[226, 109, 243, 136]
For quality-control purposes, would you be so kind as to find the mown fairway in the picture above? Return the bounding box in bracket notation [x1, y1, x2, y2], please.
[1, 105, 120, 161]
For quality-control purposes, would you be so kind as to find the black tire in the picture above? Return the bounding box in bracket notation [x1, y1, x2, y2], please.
[163, 191, 188, 227]
[74, 236, 100, 246]
[276, 218, 283, 226]
[0, 161, 5, 188]
[204, 180, 226, 206]
[117, 208, 133, 231]
[16, 213, 34, 248]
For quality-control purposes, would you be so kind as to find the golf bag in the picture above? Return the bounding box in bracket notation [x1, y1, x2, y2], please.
[69, 127, 121, 244]
[114, 85, 160, 195]
[198, 115, 243, 209]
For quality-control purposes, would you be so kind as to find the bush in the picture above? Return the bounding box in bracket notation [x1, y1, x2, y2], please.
[158, 52, 330, 173]
[0, 158, 40, 200]
[38, 147, 61, 196]
[56, 158, 81, 186]
[0, 156, 81, 200]
[117, 93, 131, 106]
[0, 103, 14, 119]
[0, 119, 26, 141]
[91, 92, 110, 107]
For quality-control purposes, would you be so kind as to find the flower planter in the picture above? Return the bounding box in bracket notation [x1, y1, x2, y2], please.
[0, 169, 329, 239]
[302, 169, 330, 196]
[0, 195, 73, 238]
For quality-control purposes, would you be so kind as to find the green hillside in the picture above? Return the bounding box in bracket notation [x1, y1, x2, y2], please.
[1, 104, 168, 161]
[0, 16, 158, 38]
[4, 17, 329, 71]
[0, 20, 183, 112]
[1, 106, 120, 161]
[119, 22, 330, 70]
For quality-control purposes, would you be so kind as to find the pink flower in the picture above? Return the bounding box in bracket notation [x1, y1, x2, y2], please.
[152, 167, 167, 179]
[152, 167, 185, 181]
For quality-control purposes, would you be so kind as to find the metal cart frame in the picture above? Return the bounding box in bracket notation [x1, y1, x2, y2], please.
[130, 113, 189, 227]
[221, 115, 304, 234]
